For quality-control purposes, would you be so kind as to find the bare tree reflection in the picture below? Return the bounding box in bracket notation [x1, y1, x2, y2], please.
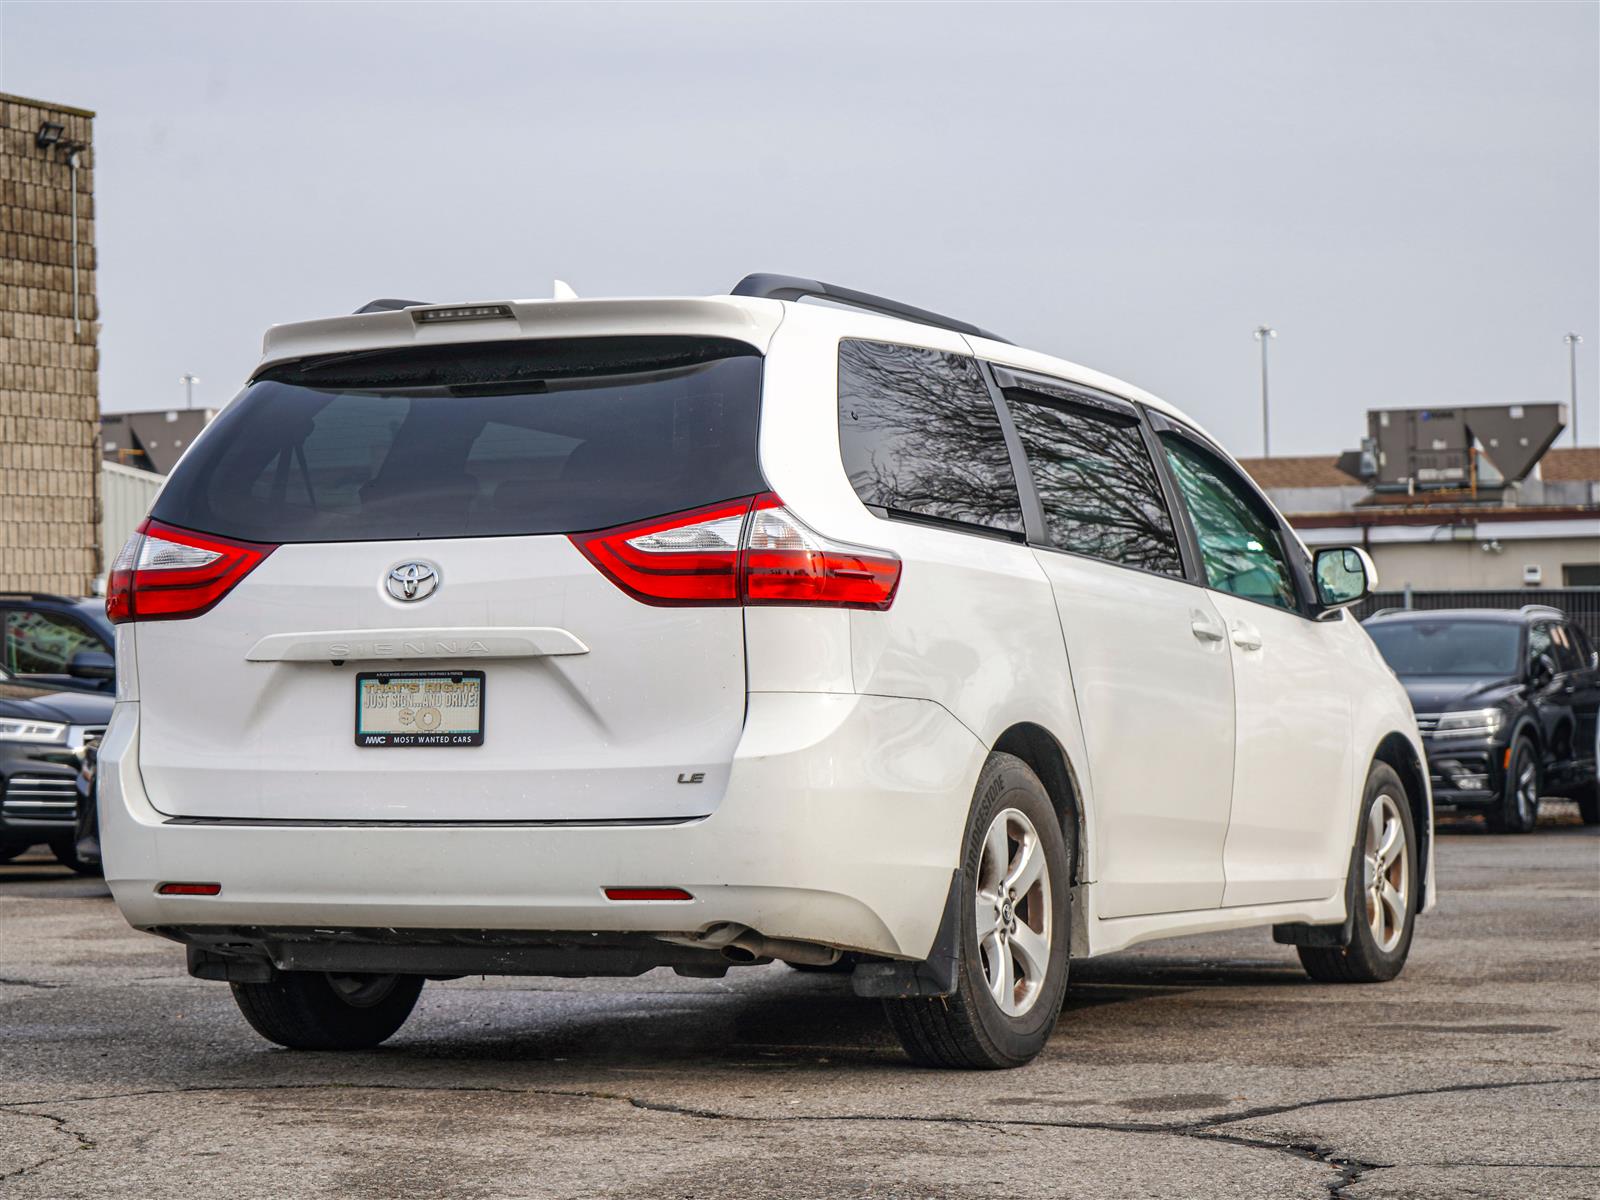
[1008, 399, 1184, 575]
[839, 341, 1024, 532]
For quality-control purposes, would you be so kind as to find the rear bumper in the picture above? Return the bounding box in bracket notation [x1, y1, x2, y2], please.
[98, 692, 984, 961]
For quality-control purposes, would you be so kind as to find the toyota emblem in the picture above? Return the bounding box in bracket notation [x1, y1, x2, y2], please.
[386, 561, 439, 602]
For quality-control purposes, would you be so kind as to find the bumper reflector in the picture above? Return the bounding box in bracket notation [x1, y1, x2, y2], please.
[157, 882, 222, 896]
[603, 887, 693, 902]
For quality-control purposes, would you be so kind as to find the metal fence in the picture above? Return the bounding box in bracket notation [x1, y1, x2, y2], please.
[1355, 589, 1600, 640]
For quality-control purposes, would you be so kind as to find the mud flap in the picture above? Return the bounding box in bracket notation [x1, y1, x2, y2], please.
[850, 870, 961, 999]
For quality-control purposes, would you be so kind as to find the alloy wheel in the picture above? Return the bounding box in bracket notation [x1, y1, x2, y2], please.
[1362, 793, 1410, 954]
[1515, 758, 1538, 826]
[975, 807, 1053, 1017]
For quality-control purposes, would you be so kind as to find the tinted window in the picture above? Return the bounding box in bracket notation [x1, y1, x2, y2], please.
[152, 339, 763, 543]
[1367, 620, 1522, 677]
[1160, 434, 1298, 610]
[1571, 624, 1599, 669]
[3, 610, 102, 677]
[838, 340, 1023, 535]
[1550, 624, 1584, 673]
[1007, 396, 1183, 575]
[1527, 622, 1554, 669]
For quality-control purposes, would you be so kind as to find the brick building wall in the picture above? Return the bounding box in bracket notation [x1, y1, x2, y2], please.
[0, 92, 100, 594]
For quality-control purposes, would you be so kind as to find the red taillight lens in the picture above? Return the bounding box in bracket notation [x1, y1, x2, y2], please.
[741, 498, 901, 611]
[603, 887, 694, 902]
[571, 494, 900, 610]
[106, 520, 276, 625]
[156, 882, 222, 896]
[571, 497, 752, 606]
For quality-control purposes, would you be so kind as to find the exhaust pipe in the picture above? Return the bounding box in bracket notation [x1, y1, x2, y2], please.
[722, 930, 841, 968]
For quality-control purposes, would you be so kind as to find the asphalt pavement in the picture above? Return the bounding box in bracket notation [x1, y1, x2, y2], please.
[1, 807, 1596, 1199]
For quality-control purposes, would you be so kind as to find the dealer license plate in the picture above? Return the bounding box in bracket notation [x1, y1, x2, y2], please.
[355, 671, 485, 747]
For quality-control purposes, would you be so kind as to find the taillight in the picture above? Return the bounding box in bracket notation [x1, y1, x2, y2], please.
[742, 500, 901, 610]
[571, 493, 900, 610]
[571, 497, 750, 605]
[106, 520, 276, 625]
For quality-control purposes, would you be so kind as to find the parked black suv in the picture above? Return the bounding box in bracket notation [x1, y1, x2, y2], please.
[0, 666, 111, 872]
[0, 593, 115, 694]
[1365, 606, 1600, 832]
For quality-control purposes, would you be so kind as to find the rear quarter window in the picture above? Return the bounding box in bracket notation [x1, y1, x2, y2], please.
[837, 339, 1023, 536]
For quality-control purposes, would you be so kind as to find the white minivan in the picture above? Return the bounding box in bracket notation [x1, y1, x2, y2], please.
[99, 275, 1431, 1068]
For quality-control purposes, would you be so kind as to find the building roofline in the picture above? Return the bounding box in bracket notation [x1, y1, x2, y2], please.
[0, 91, 96, 119]
[1289, 505, 1600, 530]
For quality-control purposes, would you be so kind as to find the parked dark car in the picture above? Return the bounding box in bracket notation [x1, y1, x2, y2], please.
[0, 666, 112, 872]
[1365, 605, 1600, 832]
[0, 593, 116, 694]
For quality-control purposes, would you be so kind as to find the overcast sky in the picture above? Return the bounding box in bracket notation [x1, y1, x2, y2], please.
[2, 1, 1595, 454]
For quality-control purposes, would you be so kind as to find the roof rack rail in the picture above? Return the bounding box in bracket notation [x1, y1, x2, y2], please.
[0, 592, 80, 605]
[354, 298, 430, 314]
[1520, 603, 1566, 617]
[730, 273, 1010, 344]
[1366, 607, 1411, 619]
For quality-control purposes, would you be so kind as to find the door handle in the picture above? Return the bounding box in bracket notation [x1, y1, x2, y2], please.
[1190, 612, 1226, 643]
[1229, 622, 1263, 651]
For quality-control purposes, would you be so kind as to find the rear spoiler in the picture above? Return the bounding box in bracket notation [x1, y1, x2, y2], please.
[256, 297, 783, 376]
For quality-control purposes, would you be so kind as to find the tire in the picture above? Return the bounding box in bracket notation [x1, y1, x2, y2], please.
[1299, 763, 1418, 984]
[0, 842, 30, 863]
[1485, 738, 1539, 834]
[48, 838, 102, 877]
[884, 753, 1072, 1069]
[230, 972, 424, 1050]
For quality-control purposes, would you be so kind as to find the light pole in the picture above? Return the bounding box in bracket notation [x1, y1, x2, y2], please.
[1253, 326, 1276, 456]
[180, 373, 200, 410]
[1564, 333, 1582, 446]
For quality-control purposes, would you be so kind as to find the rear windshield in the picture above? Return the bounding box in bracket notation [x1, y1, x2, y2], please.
[1366, 619, 1521, 677]
[152, 337, 764, 543]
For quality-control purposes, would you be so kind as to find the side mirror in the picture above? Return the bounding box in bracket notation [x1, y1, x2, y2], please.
[1312, 546, 1376, 615]
[67, 649, 116, 681]
[1531, 653, 1558, 685]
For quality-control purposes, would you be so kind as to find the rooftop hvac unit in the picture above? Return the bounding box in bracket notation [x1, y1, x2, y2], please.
[1359, 404, 1568, 493]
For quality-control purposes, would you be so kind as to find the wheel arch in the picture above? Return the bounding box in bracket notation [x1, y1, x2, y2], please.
[1511, 714, 1543, 753]
[1372, 731, 1432, 910]
[992, 722, 1085, 887]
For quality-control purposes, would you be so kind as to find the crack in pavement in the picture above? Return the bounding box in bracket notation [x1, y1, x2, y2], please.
[2, 1073, 1594, 1195]
[0, 979, 59, 991]
[0, 1103, 96, 1188]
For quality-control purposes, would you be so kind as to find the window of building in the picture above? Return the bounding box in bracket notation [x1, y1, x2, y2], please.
[1006, 396, 1184, 576]
[1159, 434, 1299, 611]
[838, 340, 1023, 535]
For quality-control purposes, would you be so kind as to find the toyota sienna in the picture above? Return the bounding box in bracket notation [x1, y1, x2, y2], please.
[99, 275, 1433, 1068]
